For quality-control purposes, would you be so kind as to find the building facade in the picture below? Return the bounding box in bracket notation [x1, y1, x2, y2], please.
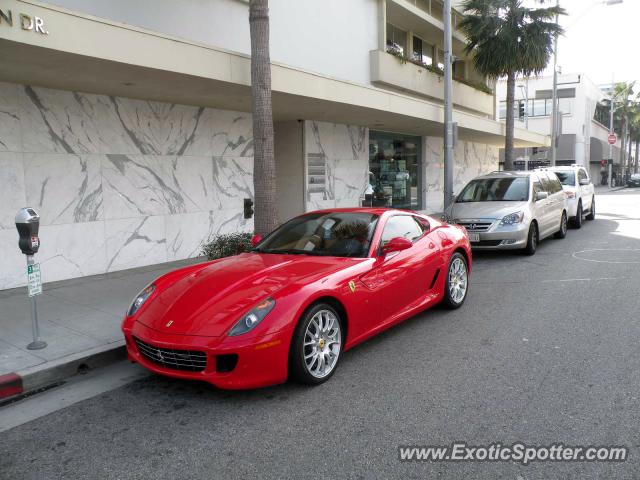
[496, 73, 620, 180]
[0, 0, 545, 289]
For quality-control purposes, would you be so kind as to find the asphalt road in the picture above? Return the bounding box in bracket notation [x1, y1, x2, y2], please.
[2, 188, 640, 480]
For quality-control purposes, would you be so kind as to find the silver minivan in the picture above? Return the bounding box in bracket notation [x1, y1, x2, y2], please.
[445, 171, 568, 255]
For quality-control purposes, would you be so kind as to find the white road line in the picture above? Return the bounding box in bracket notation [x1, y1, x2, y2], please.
[541, 277, 626, 283]
[572, 248, 640, 264]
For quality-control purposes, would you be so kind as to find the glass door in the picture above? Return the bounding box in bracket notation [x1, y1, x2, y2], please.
[367, 131, 421, 210]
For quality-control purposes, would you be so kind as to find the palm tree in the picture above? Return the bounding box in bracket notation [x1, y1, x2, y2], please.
[611, 81, 636, 179]
[249, 0, 278, 235]
[459, 0, 565, 170]
[628, 102, 640, 174]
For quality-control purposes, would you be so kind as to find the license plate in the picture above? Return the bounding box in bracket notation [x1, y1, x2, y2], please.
[468, 233, 480, 243]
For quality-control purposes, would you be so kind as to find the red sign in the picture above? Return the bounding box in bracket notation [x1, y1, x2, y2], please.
[608, 133, 617, 145]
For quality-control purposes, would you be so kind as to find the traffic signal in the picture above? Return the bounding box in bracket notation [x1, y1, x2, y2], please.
[518, 101, 526, 120]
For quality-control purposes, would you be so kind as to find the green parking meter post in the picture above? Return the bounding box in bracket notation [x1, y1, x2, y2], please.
[15, 208, 47, 351]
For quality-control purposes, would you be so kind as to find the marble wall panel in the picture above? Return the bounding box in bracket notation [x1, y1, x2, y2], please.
[304, 121, 369, 211]
[211, 109, 254, 157]
[165, 209, 253, 262]
[0, 82, 21, 153]
[23, 153, 103, 225]
[0, 229, 25, 290]
[104, 216, 167, 272]
[0, 152, 26, 230]
[423, 137, 500, 213]
[0, 80, 255, 289]
[36, 221, 108, 284]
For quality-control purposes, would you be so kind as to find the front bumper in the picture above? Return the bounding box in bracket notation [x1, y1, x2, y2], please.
[123, 320, 292, 390]
[463, 221, 529, 250]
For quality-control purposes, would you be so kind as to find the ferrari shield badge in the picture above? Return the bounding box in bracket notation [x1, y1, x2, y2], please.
[348, 280, 357, 293]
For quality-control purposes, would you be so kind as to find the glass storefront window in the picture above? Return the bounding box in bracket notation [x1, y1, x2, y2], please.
[367, 131, 421, 210]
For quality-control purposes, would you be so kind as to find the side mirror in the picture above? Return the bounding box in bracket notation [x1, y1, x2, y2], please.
[535, 191, 549, 201]
[579, 178, 590, 186]
[250, 234, 263, 247]
[381, 237, 412, 255]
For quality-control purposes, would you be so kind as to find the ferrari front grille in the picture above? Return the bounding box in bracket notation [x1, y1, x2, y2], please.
[134, 337, 207, 372]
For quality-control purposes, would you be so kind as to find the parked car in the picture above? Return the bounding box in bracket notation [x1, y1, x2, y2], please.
[445, 171, 567, 255]
[536, 165, 595, 228]
[122, 208, 471, 389]
[628, 173, 640, 187]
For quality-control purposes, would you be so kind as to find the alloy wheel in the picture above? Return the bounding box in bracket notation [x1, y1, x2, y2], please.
[448, 257, 468, 304]
[303, 309, 341, 379]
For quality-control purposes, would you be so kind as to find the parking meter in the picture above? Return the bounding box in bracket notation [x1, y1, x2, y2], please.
[16, 208, 40, 256]
[15, 208, 46, 350]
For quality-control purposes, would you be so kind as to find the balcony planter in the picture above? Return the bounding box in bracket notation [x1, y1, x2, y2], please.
[371, 50, 494, 117]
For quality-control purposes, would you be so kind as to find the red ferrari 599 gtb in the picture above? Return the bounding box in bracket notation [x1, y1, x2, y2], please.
[122, 208, 471, 389]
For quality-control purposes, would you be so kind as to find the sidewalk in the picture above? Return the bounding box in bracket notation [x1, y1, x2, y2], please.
[0, 257, 203, 398]
[595, 184, 628, 193]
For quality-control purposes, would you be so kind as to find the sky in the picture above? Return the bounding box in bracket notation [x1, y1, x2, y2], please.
[530, 0, 639, 85]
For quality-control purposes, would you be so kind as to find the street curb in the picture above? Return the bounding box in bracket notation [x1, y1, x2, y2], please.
[0, 341, 126, 401]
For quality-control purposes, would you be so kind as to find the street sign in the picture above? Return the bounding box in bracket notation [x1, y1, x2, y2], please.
[608, 133, 617, 145]
[27, 263, 42, 297]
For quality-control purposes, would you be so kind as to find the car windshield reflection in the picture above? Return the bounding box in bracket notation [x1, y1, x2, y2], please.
[456, 177, 530, 202]
[253, 212, 379, 258]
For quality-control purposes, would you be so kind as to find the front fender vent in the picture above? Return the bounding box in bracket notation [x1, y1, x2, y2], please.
[429, 269, 440, 290]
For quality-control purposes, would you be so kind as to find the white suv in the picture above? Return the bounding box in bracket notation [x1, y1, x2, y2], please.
[536, 166, 595, 228]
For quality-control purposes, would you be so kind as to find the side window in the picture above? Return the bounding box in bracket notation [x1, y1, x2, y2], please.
[538, 173, 551, 193]
[547, 174, 561, 193]
[532, 179, 543, 199]
[380, 216, 424, 246]
[414, 216, 430, 232]
[578, 169, 588, 183]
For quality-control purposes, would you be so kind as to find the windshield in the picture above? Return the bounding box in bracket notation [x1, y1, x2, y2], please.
[254, 212, 379, 258]
[456, 177, 529, 203]
[553, 170, 576, 186]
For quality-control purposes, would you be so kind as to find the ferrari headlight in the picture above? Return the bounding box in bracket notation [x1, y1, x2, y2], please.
[500, 212, 524, 226]
[127, 284, 155, 316]
[228, 298, 276, 336]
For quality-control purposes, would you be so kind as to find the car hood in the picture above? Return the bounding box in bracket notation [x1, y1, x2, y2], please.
[449, 201, 528, 221]
[136, 253, 361, 337]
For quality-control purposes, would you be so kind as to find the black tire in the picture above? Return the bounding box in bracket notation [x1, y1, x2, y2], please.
[554, 211, 568, 239]
[442, 252, 469, 309]
[289, 302, 343, 386]
[586, 197, 596, 220]
[572, 202, 582, 229]
[523, 222, 538, 255]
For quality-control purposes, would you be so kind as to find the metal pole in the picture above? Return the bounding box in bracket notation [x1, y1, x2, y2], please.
[26, 255, 46, 350]
[550, 0, 560, 166]
[443, 0, 454, 211]
[609, 92, 614, 187]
